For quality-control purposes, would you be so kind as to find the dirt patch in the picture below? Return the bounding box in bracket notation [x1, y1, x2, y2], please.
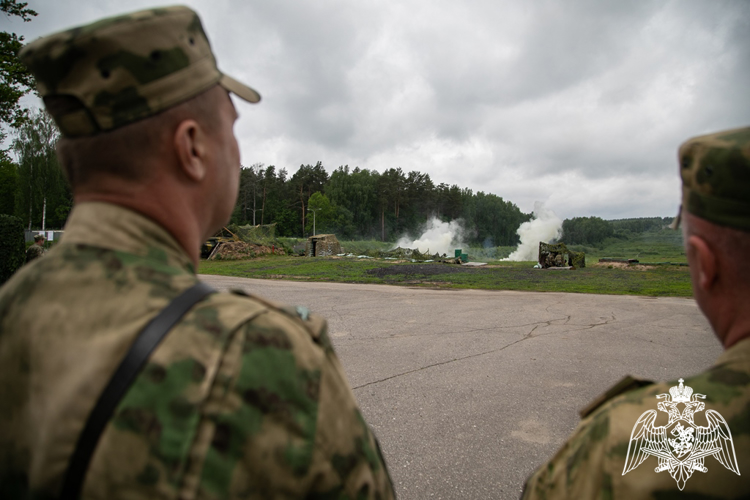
[592, 261, 652, 271]
[367, 264, 480, 278]
[209, 241, 286, 260]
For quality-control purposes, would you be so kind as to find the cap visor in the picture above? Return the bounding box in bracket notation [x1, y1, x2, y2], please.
[669, 207, 681, 230]
[219, 74, 261, 103]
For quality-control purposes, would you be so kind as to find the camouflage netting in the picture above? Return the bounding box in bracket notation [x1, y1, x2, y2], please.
[205, 224, 289, 260]
[377, 247, 444, 260]
[539, 242, 585, 269]
[354, 247, 450, 261]
[208, 241, 285, 260]
[226, 223, 277, 245]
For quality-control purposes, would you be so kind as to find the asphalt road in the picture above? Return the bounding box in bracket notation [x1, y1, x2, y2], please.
[199, 275, 720, 500]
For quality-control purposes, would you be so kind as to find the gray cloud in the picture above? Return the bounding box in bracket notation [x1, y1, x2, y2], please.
[4, 0, 749, 219]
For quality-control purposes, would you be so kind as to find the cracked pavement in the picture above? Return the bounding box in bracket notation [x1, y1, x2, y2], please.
[199, 275, 720, 500]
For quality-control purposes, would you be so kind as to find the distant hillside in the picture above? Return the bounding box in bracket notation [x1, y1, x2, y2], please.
[562, 216, 676, 244]
[608, 217, 673, 234]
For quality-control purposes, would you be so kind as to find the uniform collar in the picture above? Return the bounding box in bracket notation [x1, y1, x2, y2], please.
[715, 336, 750, 367]
[61, 202, 195, 274]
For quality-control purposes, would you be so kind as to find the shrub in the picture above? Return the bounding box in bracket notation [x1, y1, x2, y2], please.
[0, 215, 25, 284]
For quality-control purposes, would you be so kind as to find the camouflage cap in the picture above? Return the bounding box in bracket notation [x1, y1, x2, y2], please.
[33, 234, 45, 242]
[19, 5, 260, 137]
[672, 126, 750, 232]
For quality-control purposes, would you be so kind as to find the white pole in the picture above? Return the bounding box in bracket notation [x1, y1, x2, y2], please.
[308, 208, 318, 236]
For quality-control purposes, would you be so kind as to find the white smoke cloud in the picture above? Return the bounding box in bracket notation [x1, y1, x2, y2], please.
[394, 217, 467, 256]
[504, 202, 563, 262]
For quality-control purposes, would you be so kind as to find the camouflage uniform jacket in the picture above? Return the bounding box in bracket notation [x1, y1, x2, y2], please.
[25, 243, 45, 263]
[0, 202, 395, 500]
[521, 338, 750, 499]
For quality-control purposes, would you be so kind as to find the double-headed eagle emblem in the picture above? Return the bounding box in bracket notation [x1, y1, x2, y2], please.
[622, 379, 740, 489]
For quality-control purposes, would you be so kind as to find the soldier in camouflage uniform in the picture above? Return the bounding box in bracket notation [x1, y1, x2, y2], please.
[0, 6, 394, 499]
[25, 233, 46, 263]
[521, 126, 750, 499]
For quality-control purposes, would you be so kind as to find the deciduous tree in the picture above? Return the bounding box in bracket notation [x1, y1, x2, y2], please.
[0, 153, 17, 215]
[1, 0, 37, 128]
[290, 161, 329, 236]
[13, 109, 70, 229]
[562, 216, 613, 245]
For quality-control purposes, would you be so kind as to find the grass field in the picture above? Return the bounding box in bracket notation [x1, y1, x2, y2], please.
[567, 229, 687, 263]
[199, 228, 693, 297]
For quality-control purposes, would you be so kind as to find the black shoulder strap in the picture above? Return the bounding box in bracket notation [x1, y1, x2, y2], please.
[59, 281, 216, 500]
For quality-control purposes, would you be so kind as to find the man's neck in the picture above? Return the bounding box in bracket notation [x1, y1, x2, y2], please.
[75, 188, 204, 267]
[722, 321, 750, 350]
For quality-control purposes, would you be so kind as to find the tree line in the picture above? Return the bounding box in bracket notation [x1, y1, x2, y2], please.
[232, 162, 530, 245]
[1, 111, 675, 247]
[561, 216, 673, 246]
[1, 107, 673, 248]
[2, 107, 530, 246]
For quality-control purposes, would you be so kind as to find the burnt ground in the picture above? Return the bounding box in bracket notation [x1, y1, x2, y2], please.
[366, 264, 483, 278]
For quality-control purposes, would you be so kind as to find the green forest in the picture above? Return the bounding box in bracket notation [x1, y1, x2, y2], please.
[2, 116, 672, 248]
[0, 99, 671, 248]
[2, 122, 531, 246]
[230, 162, 530, 245]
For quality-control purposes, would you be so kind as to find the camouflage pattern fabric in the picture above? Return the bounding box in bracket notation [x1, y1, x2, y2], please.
[0, 202, 395, 499]
[677, 125, 750, 232]
[521, 339, 750, 499]
[18, 6, 260, 137]
[24, 243, 45, 263]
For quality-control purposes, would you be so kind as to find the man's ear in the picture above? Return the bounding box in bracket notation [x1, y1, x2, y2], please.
[687, 235, 717, 291]
[173, 119, 207, 182]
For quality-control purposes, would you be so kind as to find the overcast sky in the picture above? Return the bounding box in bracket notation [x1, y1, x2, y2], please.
[4, 0, 749, 219]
